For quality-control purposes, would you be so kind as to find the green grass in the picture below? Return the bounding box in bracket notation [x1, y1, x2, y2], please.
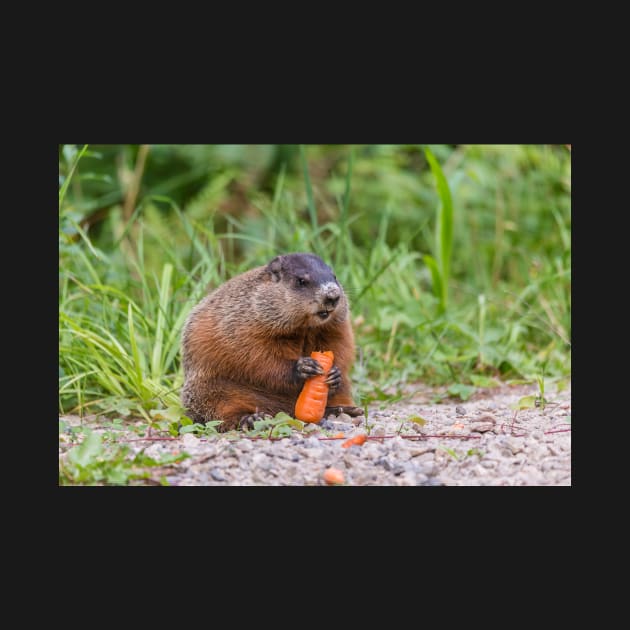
[59, 143, 571, 482]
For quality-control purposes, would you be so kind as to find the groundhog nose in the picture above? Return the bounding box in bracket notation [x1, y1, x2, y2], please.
[324, 295, 340, 309]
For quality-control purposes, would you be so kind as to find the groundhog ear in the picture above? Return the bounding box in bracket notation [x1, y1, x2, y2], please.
[267, 256, 283, 282]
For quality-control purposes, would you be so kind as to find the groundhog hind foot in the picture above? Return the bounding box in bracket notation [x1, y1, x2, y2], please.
[238, 412, 272, 431]
[325, 405, 364, 418]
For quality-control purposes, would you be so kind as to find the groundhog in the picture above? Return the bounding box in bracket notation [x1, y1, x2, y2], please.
[181, 253, 363, 431]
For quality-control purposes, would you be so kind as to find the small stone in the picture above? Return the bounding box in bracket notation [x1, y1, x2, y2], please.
[182, 433, 199, 449]
[337, 413, 352, 423]
[303, 436, 321, 448]
[414, 452, 435, 465]
[409, 445, 434, 457]
[359, 442, 383, 460]
[455, 406, 467, 416]
[473, 414, 497, 425]
[397, 471, 418, 485]
[371, 426, 387, 437]
[350, 416, 364, 426]
[252, 453, 269, 468]
[506, 437, 525, 454]
[210, 468, 226, 482]
[303, 448, 325, 459]
[420, 478, 443, 486]
[471, 421, 495, 433]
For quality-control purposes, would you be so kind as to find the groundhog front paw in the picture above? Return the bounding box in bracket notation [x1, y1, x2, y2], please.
[324, 366, 342, 392]
[295, 357, 325, 380]
[238, 412, 269, 431]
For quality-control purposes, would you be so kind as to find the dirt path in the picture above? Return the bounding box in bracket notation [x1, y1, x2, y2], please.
[59, 383, 571, 486]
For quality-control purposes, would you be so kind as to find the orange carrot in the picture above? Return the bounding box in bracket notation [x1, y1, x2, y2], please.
[323, 467, 345, 485]
[294, 350, 334, 423]
[341, 433, 368, 448]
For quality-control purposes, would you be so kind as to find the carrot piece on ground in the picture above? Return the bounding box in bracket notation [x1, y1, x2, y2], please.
[341, 434, 368, 448]
[323, 467, 345, 485]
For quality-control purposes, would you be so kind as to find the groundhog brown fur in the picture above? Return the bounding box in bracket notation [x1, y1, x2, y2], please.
[181, 253, 363, 431]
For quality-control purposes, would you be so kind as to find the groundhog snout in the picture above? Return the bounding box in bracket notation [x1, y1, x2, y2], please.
[320, 283, 341, 308]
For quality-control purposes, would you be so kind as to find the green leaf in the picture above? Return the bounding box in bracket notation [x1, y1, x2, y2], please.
[439, 446, 459, 460]
[67, 431, 103, 467]
[447, 383, 476, 401]
[470, 374, 501, 388]
[150, 405, 183, 423]
[151, 263, 173, 379]
[272, 412, 295, 423]
[556, 378, 570, 393]
[407, 415, 427, 426]
[511, 395, 537, 410]
[178, 425, 196, 434]
[252, 418, 274, 432]
[424, 147, 454, 310]
[422, 254, 443, 306]
[272, 424, 293, 438]
[467, 448, 483, 457]
[127, 301, 144, 387]
[105, 466, 131, 485]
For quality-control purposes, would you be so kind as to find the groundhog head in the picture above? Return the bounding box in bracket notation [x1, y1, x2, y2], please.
[264, 253, 348, 328]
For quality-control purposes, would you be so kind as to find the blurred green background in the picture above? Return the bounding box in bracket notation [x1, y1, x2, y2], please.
[59, 144, 571, 420]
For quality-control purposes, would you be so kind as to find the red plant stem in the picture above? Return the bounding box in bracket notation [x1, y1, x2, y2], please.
[62, 427, 572, 449]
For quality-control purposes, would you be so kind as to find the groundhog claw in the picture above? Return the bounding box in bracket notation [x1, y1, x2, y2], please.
[239, 412, 267, 431]
[295, 356, 324, 380]
[324, 365, 342, 392]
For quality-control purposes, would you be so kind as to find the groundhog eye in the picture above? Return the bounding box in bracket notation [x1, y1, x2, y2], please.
[297, 277, 308, 287]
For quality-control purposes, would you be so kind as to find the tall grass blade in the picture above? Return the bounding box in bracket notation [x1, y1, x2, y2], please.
[59, 144, 89, 211]
[151, 263, 173, 380]
[299, 145, 318, 231]
[424, 147, 454, 312]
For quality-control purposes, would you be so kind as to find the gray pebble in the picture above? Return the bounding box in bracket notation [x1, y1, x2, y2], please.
[303, 424, 322, 435]
[456, 405, 467, 416]
[303, 436, 322, 448]
[210, 468, 226, 482]
[506, 437, 525, 454]
[420, 478, 444, 486]
[414, 452, 435, 465]
[471, 422, 495, 433]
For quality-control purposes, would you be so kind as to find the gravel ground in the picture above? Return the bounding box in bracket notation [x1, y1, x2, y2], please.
[59, 383, 571, 486]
